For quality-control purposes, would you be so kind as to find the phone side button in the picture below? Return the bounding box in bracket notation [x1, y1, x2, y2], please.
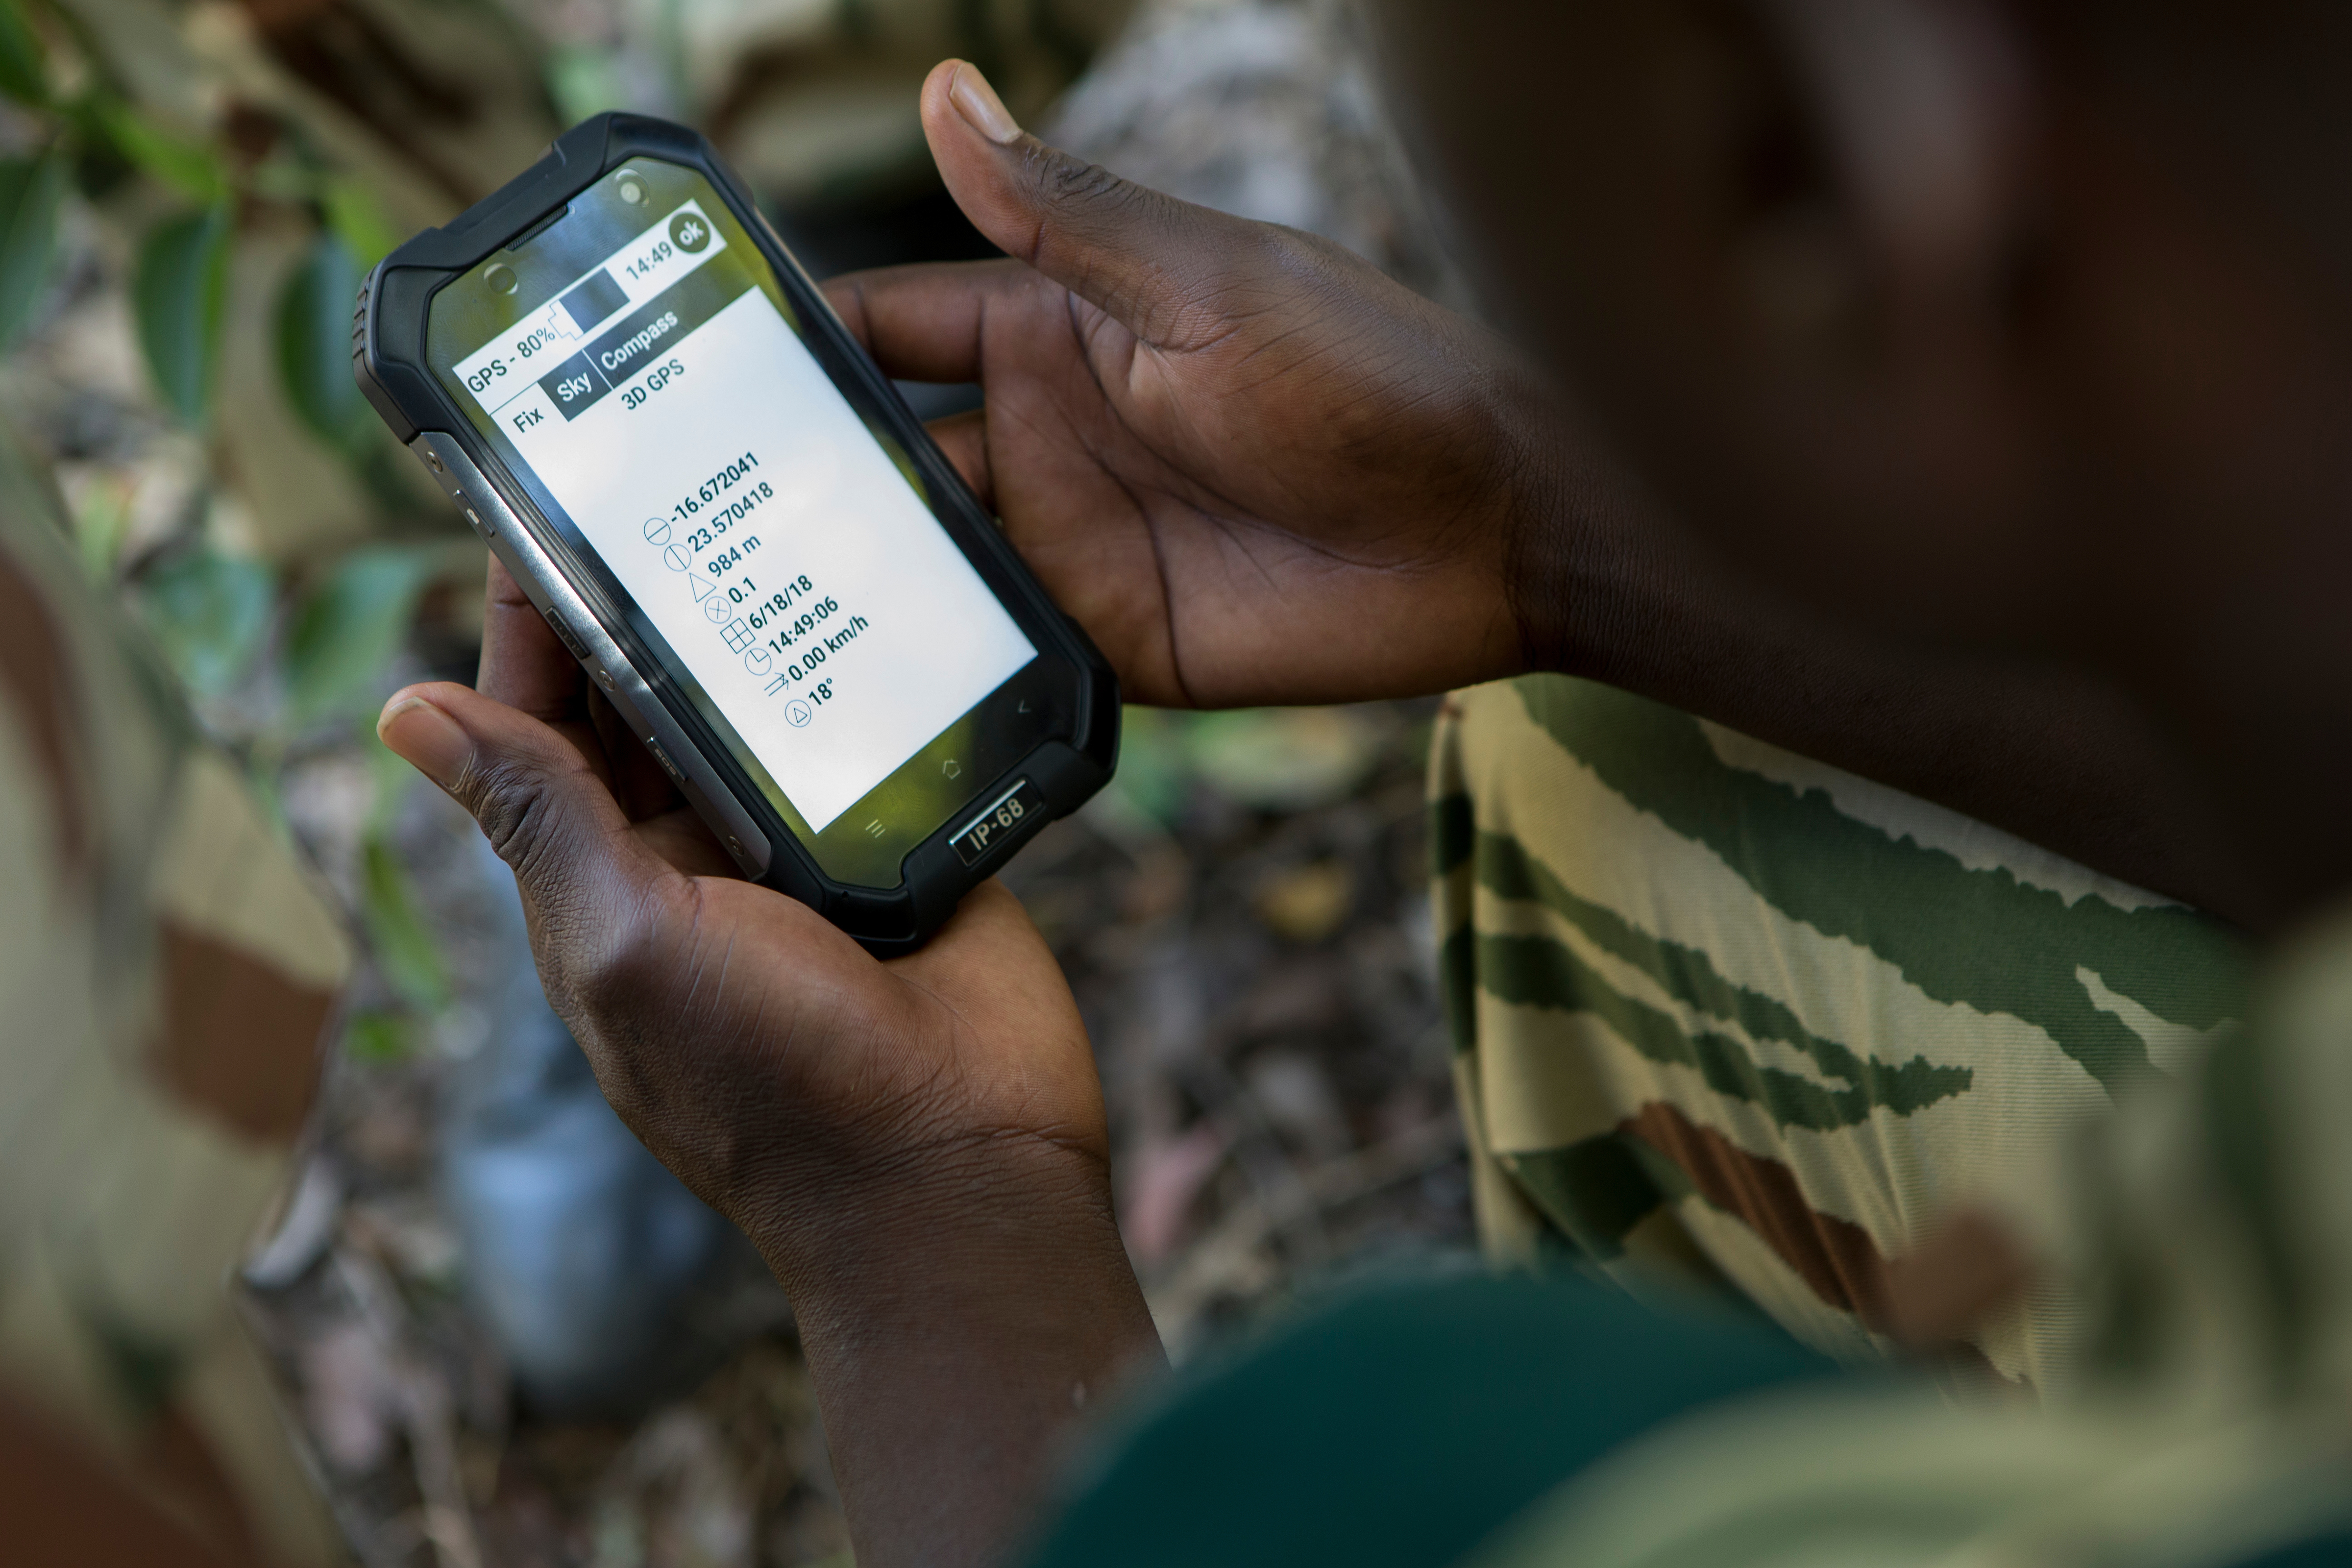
[538, 604, 588, 659]
[607, 663, 774, 879]
[643, 736, 686, 786]
[949, 779, 1043, 868]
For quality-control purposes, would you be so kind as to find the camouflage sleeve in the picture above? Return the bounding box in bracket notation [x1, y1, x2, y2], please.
[0, 500, 350, 1566]
[1430, 674, 2251, 1393]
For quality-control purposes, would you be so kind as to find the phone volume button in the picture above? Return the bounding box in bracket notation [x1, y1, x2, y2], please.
[644, 736, 686, 784]
[538, 604, 588, 660]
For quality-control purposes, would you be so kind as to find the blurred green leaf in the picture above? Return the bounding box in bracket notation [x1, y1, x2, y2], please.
[0, 148, 61, 350]
[1187, 708, 1382, 812]
[546, 46, 628, 124]
[360, 833, 448, 1012]
[283, 545, 434, 722]
[0, 413, 70, 541]
[276, 230, 374, 456]
[70, 476, 131, 580]
[91, 98, 226, 202]
[136, 545, 274, 695]
[344, 1008, 418, 1064]
[61, 105, 132, 201]
[1111, 705, 1190, 825]
[0, 0, 45, 106]
[366, 713, 420, 833]
[321, 177, 397, 269]
[133, 204, 232, 425]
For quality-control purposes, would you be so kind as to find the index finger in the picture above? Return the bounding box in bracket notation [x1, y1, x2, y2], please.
[478, 554, 588, 724]
[477, 555, 687, 821]
[823, 258, 1031, 386]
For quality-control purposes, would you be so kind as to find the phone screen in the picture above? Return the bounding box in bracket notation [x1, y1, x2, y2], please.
[426, 159, 1068, 885]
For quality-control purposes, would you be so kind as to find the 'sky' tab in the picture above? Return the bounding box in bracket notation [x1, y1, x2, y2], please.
[539, 350, 612, 421]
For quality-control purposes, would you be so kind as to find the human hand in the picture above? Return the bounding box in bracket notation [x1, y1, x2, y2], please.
[825, 60, 1577, 709]
[376, 563, 1158, 1566]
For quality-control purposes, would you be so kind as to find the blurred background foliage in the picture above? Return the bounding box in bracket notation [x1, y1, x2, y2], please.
[0, 0, 1133, 1057]
[0, 0, 1476, 1557]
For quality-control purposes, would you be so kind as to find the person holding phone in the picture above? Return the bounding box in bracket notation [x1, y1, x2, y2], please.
[376, 5, 2352, 1564]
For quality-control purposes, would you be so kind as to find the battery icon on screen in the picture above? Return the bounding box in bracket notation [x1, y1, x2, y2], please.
[559, 269, 629, 333]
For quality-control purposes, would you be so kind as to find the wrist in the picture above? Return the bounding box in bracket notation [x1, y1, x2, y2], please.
[739, 1121, 1124, 1305]
[737, 1129, 1161, 1568]
[1495, 386, 1686, 685]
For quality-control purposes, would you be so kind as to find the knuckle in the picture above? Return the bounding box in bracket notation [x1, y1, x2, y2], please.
[458, 750, 561, 875]
[549, 892, 771, 1202]
[566, 891, 672, 1026]
[1030, 145, 1123, 209]
[1023, 146, 1159, 249]
[538, 891, 677, 1097]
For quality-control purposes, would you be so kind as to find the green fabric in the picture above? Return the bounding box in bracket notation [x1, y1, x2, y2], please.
[1514, 680, 2250, 1091]
[1021, 1274, 1838, 1568]
[1476, 829, 1975, 1122]
[1431, 674, 2255, 1381]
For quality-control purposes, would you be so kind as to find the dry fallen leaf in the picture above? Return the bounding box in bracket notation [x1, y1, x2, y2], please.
[300, 1319, 402, 1475]
[1255, 858, 1355, 942]
[1120, 1121, 1229, 1266]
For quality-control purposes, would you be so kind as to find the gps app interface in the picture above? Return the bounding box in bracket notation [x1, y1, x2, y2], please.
[448, 188, 1034, 835]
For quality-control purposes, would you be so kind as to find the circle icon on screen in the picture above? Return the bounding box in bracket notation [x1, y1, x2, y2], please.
[703, 594, 728, 623]
[745, 646, 772, 675]
[785, 700, 812, 728]
[670, 212, 711, 253]
[662, 543, 690, 572]
[643, 517, 672, 546]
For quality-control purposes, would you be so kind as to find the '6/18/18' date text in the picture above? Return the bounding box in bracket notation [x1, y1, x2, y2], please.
[704, 569, 871, 702]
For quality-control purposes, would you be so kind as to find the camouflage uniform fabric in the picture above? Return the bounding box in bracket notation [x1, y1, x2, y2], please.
[0, 465, 351, 1563]
[1430, 674, 2253, 1391]
[1459, 910, 2352, 1568]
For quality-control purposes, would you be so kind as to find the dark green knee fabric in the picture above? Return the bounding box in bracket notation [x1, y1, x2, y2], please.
[1023, 1273, 1840, 1568]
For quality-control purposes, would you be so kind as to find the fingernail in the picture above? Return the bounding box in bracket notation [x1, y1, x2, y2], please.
[949, 62, 1021, 145]
[377, 695, 472, 790]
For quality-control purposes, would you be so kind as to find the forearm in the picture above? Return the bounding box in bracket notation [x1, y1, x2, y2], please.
[745, 1139, 1164, 1568]
[1510, 442, 2263, 927]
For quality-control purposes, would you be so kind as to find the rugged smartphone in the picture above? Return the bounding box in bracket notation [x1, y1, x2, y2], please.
[354, 113, 1117, 954]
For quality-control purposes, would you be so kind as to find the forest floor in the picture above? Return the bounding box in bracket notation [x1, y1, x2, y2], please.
[244, 695, 1471, 1568]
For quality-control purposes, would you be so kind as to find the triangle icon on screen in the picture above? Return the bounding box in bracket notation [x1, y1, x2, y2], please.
[691, 571, 717, 601]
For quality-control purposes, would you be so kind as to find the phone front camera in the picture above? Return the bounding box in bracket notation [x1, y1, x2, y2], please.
[616, 172, 648, 206]
[484, 263, 519, 295]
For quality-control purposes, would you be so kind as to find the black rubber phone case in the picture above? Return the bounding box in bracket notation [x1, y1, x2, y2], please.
[354, 113, 1118, 955]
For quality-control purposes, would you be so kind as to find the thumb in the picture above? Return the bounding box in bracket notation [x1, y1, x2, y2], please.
[376, 683, 679, 949]
[921, 58, 1254, 349]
